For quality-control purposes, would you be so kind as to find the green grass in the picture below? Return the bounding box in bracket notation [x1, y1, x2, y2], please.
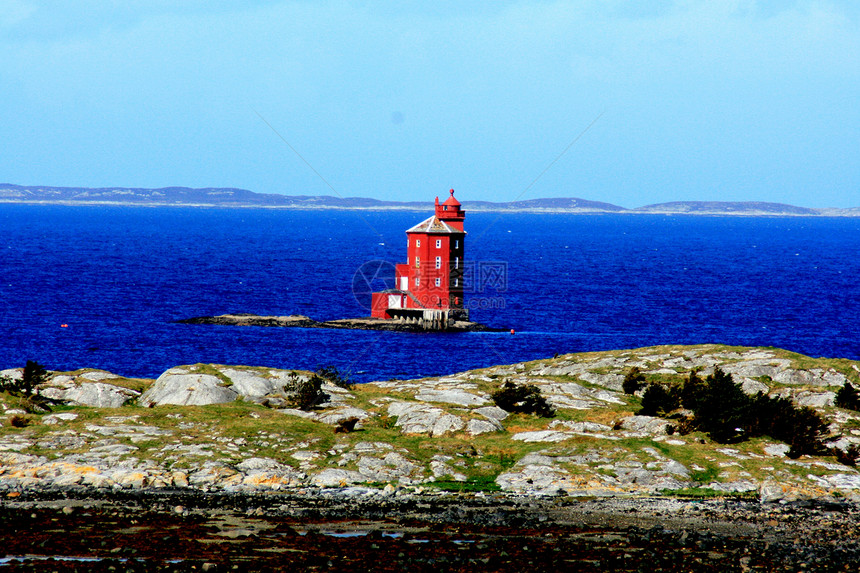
[425, 475, 502, 493]
[661, 487, 758, 500]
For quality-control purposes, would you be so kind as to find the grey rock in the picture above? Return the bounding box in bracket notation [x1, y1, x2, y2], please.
[474, 406, 508, 421]
[351, 441, 394, 454]
[415, 389, 488, 407]
[188, 462, 241, 487]
[550, 420, 612, 433]
[277, 408, 317, 420]
[315, 406, 369, 426]
[496, 463, 570, 495]
[235, 457, 305, 488]
[78, 371, 119, 382]
[541, 382, 624, 407]
[544, 396, 598, 410]
[721, 360, 790, 380]
[84, 424, 172, 440]
[773, 369, 847, 387]
[794, 391, 835, 408]
[511, 430, 572, 443]
[235, 457, 291, 474]
[618, 415, 672, 435]
[219, 368, 281, 397]
[517, 453, 556, 466]
[430, 458, 467, 481]
[828, 437, 860, 452]
[739, 377, 770, 395]
[577, 372, 624, 391]
[815, 473, 860, 490]
[42, 413, 79, 425]
[43, 382, 139, 408]
[387, 402, 464, 436]
[290, 451, 320, 461]
[356, 452, 422, 483]
[140, 370, 238, 406]
[760, 480, 786, 503]
[656, 460, 690, 477]
[467, 419, 502, 435]
[311, 468, 366, 487]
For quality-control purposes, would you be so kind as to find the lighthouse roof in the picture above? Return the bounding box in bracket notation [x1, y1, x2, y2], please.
[441, 188, 461, 207]
[405, 215, 465, 234]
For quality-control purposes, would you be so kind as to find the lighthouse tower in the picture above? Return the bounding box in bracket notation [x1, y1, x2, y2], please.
[371, 189, 468, 327]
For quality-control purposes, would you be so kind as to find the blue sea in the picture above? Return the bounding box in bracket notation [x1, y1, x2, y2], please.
[1, 205, 858, 382]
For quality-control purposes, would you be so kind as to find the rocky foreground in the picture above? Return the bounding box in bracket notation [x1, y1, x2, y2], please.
[3, 344, 860, 499]
[4, 344, 860, 569]
[3, 490, 860, 571]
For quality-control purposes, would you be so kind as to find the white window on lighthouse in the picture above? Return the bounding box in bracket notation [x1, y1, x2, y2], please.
[415, 277, 420, 286]
[415, 257, 420, 268]
[455, 257, 459, 269]
[435, 277, 441, 287]
[416, 239, 421, 247]
[436, 239, 441, 248]
[454, 278, 459, 287]
[435, 256, 441, 269]
[454, 240, 459, 249]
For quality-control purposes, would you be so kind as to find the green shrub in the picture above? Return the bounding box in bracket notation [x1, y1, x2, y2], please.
[622, 367, 646, 395]
[835, 444, 860, 467]
[316, 366, 354, 389]
[835, 382, 860, 411]
[680, 370, 707, 412]
[639, 383, 680, 417]
[9, 415, 30, 428]
[688, 368, 753, 443]
[644, 368, 828, 456]
[0, 360, 49, 396]
[284, 373, 329, 410]
[491, 382, 555, 417]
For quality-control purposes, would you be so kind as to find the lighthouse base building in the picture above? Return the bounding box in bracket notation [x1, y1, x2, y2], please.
[371, 190, 469, 329]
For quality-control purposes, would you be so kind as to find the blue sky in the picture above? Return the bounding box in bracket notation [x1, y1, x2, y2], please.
[2, 1, 858, 207]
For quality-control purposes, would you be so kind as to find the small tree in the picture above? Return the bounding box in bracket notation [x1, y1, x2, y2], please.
[20, 360, 49, 395]
[639, 383, 680, 417]
[491, 382, 555, 417]
[284, 373, 329, 410]
[622, 367, 646, 395]
[680, 370, 707, 412]
[835, 382, 860, 411]
[693, 368, 752, 443]
[1, 360, 49, 396]
[1, 361, 59, 413]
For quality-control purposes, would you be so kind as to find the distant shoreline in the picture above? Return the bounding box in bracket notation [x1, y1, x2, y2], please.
[2, 184, 858, 216]
[2, 198, 859, 217]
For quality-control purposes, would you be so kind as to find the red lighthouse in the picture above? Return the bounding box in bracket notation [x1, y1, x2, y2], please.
[371, 189, 468, 327]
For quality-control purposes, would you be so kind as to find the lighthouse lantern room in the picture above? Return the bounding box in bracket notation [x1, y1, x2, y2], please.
[371, 189, 468, 328]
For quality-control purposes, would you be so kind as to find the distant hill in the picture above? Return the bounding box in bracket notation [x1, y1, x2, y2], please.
[634, 201, 821, 216]
[0, 183, 856, 216]
[464, 197, 626, 212]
